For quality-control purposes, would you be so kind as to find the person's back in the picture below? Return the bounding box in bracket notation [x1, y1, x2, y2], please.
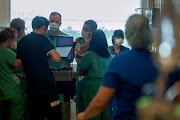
[17, 16, 62, 120]
[105, 50, 158, 119]
[80, 51, 111, 79]
[18, 32, 57, 96]
[78, 30, 111, 120]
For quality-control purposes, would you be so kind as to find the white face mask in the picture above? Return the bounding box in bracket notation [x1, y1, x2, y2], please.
[50, 22, 60, 32]
[81, 30, 90, 39]
[115, 38, 124, 46]
[10, 41, 17, 49]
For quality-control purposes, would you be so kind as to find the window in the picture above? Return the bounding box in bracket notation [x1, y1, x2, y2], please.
[11, 0, 140, 47]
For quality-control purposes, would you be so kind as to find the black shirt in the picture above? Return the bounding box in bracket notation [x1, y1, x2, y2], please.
[17, 32, 59, 102]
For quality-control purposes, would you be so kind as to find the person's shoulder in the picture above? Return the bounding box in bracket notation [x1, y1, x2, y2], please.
[21, 32, 32, 40]
[121, 45, 130, 50]
[115, 50, 131, 60]
[84, 51, 91, 55]
[18, 33, 31, 44]
[7, 48, 16, 55]
[0, 46, 9, 52]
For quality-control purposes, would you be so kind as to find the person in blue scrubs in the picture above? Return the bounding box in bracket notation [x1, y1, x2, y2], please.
[109, 29, 129, 57]
[76, 14, 180, 120]
[108, 29, 130, 119]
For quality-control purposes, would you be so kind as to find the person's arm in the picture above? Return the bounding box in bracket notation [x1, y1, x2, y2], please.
[12, 59, 24, 70]
[78, 51, 92, 70]
[47, 49, 61, 62]
[77, 86, 116, 120]
[79, 33, 92, 55]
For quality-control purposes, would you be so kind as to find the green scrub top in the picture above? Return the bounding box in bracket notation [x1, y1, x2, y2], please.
[78, 51, 111, 80]
[78, 51, 111, 120]
[11, 37, 26, 78]
[45, 30, 69, 69]
[0, 46, 20, 100]
[74, 37, 86, 113]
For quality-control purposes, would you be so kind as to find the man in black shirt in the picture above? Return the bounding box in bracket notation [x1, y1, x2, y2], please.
[17, 16, 62, 120]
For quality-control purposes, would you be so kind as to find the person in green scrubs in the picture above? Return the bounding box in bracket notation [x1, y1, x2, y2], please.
[0, 28, 25, 120]
[45, 12, 69, 70]
[74, 20, 98, 113]
[10, 18, 27, 88]
[78, 30, 111, 120]
[74, 37, 86, 113]
[10, 18, 26, 48]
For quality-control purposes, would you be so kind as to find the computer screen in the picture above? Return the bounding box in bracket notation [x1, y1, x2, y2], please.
[56, 36, 73, 62]
[57, 36, 73, 46]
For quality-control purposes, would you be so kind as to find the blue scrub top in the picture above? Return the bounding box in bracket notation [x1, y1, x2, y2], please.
[102, 49, 180, 120]
[109, 45, 129, 57]
[102, 49, 158, 120]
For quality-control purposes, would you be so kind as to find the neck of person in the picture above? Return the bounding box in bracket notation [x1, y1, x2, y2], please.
[113, 44, 121, 54]
[33, 29, 44, 35]
[0, 42, 10, 48]
[49, 30, 60, 36]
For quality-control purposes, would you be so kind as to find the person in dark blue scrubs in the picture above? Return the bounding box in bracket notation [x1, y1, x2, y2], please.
[109, 29, 129, 57]
[108, 29, 130, 119]
[76, 14, 180, 120]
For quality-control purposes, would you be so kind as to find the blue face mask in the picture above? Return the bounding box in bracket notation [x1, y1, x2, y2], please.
[50, 23, 60, 32]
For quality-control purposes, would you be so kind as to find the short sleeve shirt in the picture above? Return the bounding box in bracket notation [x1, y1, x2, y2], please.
[17, 32, 59, 102]
[102, 49, 158, 120]
[0, 46, 20, 100]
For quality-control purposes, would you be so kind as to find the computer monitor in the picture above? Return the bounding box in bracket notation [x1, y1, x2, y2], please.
[55, 36, 73, 62]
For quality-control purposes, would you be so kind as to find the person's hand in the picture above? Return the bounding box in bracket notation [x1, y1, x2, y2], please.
[86, 32, 92, 43]
[16, 73, 24, 79]
[49, 66, 57, 71]
[76, 51, 84, 59]
[77, 112, 87, 120]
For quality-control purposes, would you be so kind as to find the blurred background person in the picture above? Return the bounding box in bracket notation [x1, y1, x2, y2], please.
[0, 28, 25, 120]
[78, 29, 111, 120]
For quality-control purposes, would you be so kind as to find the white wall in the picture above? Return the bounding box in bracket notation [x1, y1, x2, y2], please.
[0, 0, 10, 31]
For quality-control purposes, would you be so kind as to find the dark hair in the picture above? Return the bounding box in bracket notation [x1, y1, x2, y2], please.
[0, 28, 17, 44]
[112, 29, 124, 44]
[113, 29, 124, 39]
[89, 30, 110, 58]
[84, 20, 97, 31]
[32, 16, 49, 29]
[10, 18, 25, 32]
[50, 12, 61, 21]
